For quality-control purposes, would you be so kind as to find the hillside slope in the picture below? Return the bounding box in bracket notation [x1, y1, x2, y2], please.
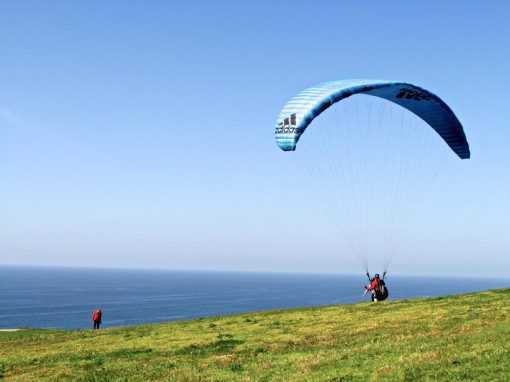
[2, 289, 510, 381]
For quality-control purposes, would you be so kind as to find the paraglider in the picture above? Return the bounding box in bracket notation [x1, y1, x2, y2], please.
[363, 274, 388, 302]
[274, 79, 470, 298]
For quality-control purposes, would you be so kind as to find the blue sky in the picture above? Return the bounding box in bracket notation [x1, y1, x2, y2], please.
[1, 1, 509, 276]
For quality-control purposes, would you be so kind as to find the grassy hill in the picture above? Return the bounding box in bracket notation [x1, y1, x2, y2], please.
[1, 289, 509, 381]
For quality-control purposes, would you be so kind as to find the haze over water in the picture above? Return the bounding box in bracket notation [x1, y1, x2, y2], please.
[2, 266, 508, 330]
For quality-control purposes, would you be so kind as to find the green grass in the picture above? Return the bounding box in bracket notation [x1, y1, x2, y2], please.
[2, 289, 510, 381]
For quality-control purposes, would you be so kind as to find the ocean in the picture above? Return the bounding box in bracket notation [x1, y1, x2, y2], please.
[1, 266, 508, 330]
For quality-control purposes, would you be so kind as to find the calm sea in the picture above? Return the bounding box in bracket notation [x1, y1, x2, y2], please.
[1, 266, 508, 330]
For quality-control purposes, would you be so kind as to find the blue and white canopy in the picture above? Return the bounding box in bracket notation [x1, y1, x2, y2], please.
[275, 79, 470, 159]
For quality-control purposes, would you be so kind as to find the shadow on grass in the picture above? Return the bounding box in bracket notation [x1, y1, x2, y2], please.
[176, 333, 244, 356]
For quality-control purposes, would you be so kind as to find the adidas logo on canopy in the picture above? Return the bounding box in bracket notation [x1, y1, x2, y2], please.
[275, 113, 301, 134]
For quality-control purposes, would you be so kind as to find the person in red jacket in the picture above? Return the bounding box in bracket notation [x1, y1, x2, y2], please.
[364, 274, 388, 302]
[364, 275, 380, 302]
[92, 309, 102, 329]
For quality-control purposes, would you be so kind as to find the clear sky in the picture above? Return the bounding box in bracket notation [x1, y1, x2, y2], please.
[1, 1, 509, 277]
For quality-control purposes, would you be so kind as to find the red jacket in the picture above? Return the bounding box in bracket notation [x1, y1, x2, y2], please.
[92, 311, 102, 321]
[366, 278, 380, 292]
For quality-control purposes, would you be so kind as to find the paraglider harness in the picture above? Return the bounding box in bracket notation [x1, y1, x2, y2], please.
[366, 272, 389, 301]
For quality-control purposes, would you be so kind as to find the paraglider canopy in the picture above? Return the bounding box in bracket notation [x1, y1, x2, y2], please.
[274, 79, 470, 275]
[275, 79, 470, 159]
